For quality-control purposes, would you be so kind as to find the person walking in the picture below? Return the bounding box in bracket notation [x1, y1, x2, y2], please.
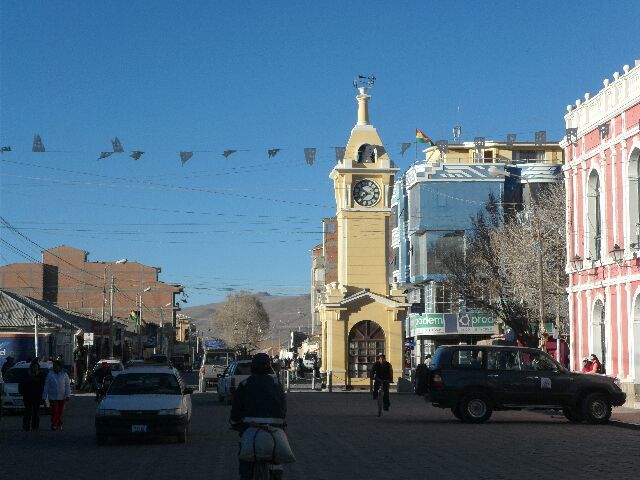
[1, 356, 15, 377]
[19, 360, 44, 431]
[42, 360, 71, 431]
[370, 354, 393, 411]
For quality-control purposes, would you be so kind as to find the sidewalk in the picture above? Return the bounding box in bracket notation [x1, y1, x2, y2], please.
[610, 406, 640, 430]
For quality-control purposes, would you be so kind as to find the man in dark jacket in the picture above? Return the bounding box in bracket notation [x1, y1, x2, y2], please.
[370, 354, 393, 411]
[231, 353, 286, 480]
[19, 360, 45, 431]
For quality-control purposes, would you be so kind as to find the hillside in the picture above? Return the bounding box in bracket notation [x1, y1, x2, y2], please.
[181, 293, 312, 340]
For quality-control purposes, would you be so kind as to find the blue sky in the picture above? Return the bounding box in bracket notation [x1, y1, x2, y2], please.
[1, 0, 639, 305]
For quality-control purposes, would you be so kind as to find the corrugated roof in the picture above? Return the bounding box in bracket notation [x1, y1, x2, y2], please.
[0, 289, 96, 331]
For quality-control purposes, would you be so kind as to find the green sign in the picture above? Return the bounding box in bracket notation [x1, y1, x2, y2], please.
[413, 314, 446, 336]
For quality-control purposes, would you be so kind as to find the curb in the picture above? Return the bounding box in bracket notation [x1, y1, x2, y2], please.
[609, 419, 640, 431]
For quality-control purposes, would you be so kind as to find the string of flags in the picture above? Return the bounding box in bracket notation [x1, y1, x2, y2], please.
[1, 128, 550, 166]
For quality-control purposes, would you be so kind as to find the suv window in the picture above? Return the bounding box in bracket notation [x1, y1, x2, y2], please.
[452, 349, 484, 369]
[234, 363, 252, 376]
[520, 351, 557, 372]
[487, 350, 521, 371]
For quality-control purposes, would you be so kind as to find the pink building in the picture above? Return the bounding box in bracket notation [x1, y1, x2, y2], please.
[564, 60, 640, 403]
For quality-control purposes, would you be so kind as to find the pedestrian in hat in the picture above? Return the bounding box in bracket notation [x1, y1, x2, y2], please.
[42, 360, 70, 430]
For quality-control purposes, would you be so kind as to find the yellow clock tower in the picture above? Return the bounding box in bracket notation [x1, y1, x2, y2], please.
[319, 80, 409, 388]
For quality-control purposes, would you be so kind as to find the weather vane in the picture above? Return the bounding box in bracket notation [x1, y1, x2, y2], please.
[353, 74, 376, 89]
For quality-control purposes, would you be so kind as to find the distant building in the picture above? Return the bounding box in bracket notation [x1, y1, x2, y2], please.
[0, 245, 183, 326]
[563, 60, 640, 403]
[393, 140, 564, 369]
[310, 217, 337, 334]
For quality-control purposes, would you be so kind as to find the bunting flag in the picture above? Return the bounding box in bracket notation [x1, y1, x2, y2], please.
[304, 148, 316, 166]
[180, 151, 193, 165]
[32, 134, 45, 152]
[98, 152, 113, 160]
[400, 143, 411, 155]
[334, 147, 345, 163]
[130, 151, 144, 160]
[415, 129, 434, 146]
[111, 137, 124, 153]
[223, 149, 237, 158]
[268, 148, 280, 158]
[0, 146, 11, 153]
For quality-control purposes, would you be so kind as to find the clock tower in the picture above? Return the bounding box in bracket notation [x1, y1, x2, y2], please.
[319, 79, 409, 388]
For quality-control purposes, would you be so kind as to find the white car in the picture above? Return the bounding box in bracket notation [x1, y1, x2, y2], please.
[93, 359, 125, 376]
[1, 361, 53, 411]
[95, 365, 193, 444]
[217, 360, 279, 404]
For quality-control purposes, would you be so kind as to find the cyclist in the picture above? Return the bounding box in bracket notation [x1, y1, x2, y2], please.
[370, 354, 393, 411]
[230, 353, 287, 480]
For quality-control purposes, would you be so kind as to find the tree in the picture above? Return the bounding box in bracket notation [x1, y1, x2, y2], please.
[443, 184, 567, 347]
[213, 291, 270, 354]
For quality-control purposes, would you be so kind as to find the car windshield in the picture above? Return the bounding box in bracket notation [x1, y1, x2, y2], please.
[205, 352, 230, 365]
[234, 363, 252, 375]
[108, 373, 181, 395]
[109, 363, 123, 371]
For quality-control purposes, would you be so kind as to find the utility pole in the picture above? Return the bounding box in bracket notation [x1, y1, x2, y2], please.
[109, 274, 115, 358]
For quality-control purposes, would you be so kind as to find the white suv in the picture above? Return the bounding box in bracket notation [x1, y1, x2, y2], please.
[217, 360, 278, 404]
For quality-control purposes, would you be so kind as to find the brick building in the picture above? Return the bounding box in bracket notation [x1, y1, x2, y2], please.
[0, 245, 183, 326]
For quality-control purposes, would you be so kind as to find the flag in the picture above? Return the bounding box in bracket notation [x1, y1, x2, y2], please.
[180, 151, 193, 165]
[0, 146, 11, 153]
[415, 129, 434, 146]
[268, 148, 280, 158]
[304, 148, 316, 166]
[130, 151, 144, 160]
[98, 152, 113, 160]
[223, 149, 237, 158]
[112, 137, 124, 153]
[334, 147, 345, 163]
[400, 143, 411, 156]
[32, 134, 45, 152]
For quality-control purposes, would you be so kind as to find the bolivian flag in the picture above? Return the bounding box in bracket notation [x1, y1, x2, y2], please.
[416, 129, 435, 146]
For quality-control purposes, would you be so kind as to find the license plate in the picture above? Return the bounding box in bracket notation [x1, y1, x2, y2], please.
[131, 425, 147, 433]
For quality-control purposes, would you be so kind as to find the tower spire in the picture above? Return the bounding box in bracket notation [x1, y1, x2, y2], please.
[353, 74, 376, 127]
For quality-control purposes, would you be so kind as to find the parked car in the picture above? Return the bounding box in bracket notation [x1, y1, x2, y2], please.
[95, 365, 192, 444]
[1, 361, 53, 412]
[422, 345, 626, 424]
[217, 359, 278, 404]
[199, 349, 235, 391]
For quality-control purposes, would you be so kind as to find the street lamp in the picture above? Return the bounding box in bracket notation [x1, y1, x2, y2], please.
[610, 244, 624, 264]
[157, 302, 172, 354]
[138, 286, 151, 357]
[570, 255, 584, 271]
[108, 258, 128, 358]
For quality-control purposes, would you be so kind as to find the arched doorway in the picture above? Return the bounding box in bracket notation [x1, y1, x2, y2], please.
[348, 321, 385, 378]
[632, 294, 640, 384]
[592, 299, 606, 373]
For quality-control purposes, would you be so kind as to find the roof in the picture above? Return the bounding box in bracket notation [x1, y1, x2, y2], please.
[326, 289, 411, 308]
[0, 289, 97, 331]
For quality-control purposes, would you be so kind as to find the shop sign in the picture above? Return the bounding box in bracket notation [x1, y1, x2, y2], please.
[413, 314, 446, 336]
[457, 312, 497, 334]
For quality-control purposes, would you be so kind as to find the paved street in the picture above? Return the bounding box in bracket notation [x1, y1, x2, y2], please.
[2, 389, 639, 480]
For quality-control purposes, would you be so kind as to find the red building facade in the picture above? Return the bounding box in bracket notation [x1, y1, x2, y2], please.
[563, 61, 640, 402]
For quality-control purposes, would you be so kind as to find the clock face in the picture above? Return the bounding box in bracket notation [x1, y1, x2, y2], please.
[353, 179, 381, 207]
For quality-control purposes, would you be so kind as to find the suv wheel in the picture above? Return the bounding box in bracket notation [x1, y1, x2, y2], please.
[460, 392, 493, 423]
[581, 393, 612, 424]
[562, 406, 584, 423]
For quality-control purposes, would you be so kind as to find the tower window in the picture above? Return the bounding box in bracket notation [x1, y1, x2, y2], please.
[357, 144, 376, 163]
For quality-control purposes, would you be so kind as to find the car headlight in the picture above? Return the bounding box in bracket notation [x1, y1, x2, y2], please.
[96, 409, 120, 417]
[158, 408, 185, 416]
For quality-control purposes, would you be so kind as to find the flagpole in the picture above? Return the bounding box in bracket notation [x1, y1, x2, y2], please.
[415, 129, 417, 163]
